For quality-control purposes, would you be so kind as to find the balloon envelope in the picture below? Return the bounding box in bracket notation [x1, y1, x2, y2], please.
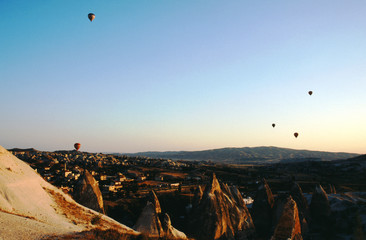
[272, 123, 275, 128]
[308, 91, 313, 96]
[88, 13, 95, 22]
[294, 132, 299, 138]
[74, 143, 81, 151]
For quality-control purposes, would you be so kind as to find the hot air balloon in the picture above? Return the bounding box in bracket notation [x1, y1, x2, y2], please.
[74, 143, 81, 151]
[308, 91, 313, 96]
[88, 13, 95, 22]
[272, 123, 276, 128]
[294, 132, 299, 138]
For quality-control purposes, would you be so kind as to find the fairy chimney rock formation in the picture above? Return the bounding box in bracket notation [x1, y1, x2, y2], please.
[309, 184, 331, 234]
[252, 178, 274, 238]
[230, 186, 245, 208]
[148, 190, 161, 214]
[190, 173, 254, 240]
[272, 196, 302, 240]
[290, 182, 309, 234]
[134, 201, 163, 237]
[73, 170, 105, 214]
[134, 191, 187, 239]
[310, 185, 331, 219]
[163, 213, 187, 239]
[272, 193, 290, 231]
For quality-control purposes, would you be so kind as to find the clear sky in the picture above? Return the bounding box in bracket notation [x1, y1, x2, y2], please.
[1, 0, 365, 154]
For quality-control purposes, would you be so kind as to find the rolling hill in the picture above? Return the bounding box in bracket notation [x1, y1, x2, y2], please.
[123, 146, 359, 164]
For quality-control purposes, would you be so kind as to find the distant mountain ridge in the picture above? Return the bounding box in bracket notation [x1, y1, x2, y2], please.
[123, 146, 359, 164]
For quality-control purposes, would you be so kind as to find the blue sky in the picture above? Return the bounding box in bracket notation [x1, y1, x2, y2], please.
[1, 1, 365, 153]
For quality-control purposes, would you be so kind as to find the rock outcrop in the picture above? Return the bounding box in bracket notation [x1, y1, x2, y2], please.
[290, 182, 309, 234]
[272, 196, 302, 240]
[73, 170, 105, 214]
[192, 185, 203, 208]
[148, 190, 162, 214]
[230, 186, 245, 208]
[163, 213, 187, 239]
[309, 185, 331, 238]
[272, 193, 290, 231]
[190, 173, 254, 240]
[134, 201, 163, 237]
[134, 190, 187, 239]
[310, 185, 331, 220]
[0, 145, 136, 239]
[251, 178, 274, 238]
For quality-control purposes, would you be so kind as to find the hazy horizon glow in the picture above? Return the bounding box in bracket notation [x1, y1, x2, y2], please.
[1, 1, 365, 154]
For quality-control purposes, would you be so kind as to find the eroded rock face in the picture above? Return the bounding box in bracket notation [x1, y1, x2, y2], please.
[192, 185, 203, 208]
[148, 190, 161, 214]
[272, 196, 302, 240]
[310, 185, 331, 220]
[73, 170, 104, 214]
[290, 182, 309, 234]
[163, 213, 187, 239]
[134, 191, 187, 239]
[309, 185, 331, 237]
[134, 201, 163, 237]
[251, 178, 274, 238]
[230, 185, 255, 240]
[230, 186, 245, 208]
[290, 183, 308, 216]
[272, 193, 290, 232]
[190, 174, 254, 240]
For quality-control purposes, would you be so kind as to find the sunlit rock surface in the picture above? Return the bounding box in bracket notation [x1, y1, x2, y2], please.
[190, 173, 254, 240]
[272, 196, 302, 240]
[134, 201, 163, 237]
[290, 182, 309, 234]
[134, 190, 187, 239]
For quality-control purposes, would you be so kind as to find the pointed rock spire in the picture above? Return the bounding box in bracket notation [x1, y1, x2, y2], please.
[251, 178, 274, 238]
[134, 190, 187, 239]
[163, 213, 187, 239]
[272, 196, 302, 240]
[133, 201, 163, 237]
[272, 193, 291, 231]
[290, 182, 309, 234]
[310, 184, 331, 234]
[203, 173, 221, 195]
[290, 182, 308, 216]
[73, 170, 104, 214]
[189, 173, 255, 240]
[148, 190, 161, 214]
[310, 184, 330, 218]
